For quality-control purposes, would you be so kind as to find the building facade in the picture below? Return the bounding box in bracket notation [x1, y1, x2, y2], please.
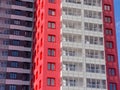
[0, 0, 33, 90]
[32, 0, 120, 90]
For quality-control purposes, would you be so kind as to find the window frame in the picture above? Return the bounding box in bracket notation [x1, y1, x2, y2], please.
[47, 78, 55, 86]
[48, 48, 56, 56]
[48, 21, 56, 29]
[48, 62, 55, 71]
[48, 35, 56, 42]
[48, 8, 56, 16]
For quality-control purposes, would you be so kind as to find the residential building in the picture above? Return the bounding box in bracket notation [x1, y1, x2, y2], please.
[0, 0, 33, 90]
[32, 0, 120, 90]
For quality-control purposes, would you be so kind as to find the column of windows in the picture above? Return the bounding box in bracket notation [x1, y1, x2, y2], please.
[103, 1, 118, 90]
[47, 0, 57, 87]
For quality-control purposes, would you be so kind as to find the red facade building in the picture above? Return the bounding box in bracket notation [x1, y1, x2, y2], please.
[32, 0, 120, 90]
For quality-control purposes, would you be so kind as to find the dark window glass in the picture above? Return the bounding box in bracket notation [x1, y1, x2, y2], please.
[10, 73, 17, 79]
[48, 0, 55, 3]
[13, 30, 20, 35]
[2, 51, 8, 56]
[48, 49, 55, 56]
[3, 40, 9, 45]
[9, 85, 16, 90]
[107, 55, 114, 61]
[48, 63, 55, 70]
[106, 42, 113, 48]
[48, 35, 55, 42]
[23, 62, 30, 69]
[11, 51, 19, 57]
[26, 2, 33, 8]
[13, 20, 21, 25]
[22, 74, 30, 81]
[48, 22, 55, 29]
[25, 31, 32, 37]
[48, 9, 55, 16]
[24, 52, 31, 58]
[24, 41, 31, 47]
[11, 62, 18, 68]
[26, 11, 33, 17]
[25, 21, 32, 27]
[14, 10, 23, 15]
[0, 73, 6, 79]
[12, 40, 20, 46]
[109, 83, 116, 90]
[22, 85, 29, 90]
[105, 17, 112, 23]
[106, 29, 112, 35]
[47, 78, 55, 86]
[108, 68, 116, 76]
[15, 1, 23, 6]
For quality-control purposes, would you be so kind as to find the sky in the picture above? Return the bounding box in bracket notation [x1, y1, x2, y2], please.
[114, 0, 120, 68]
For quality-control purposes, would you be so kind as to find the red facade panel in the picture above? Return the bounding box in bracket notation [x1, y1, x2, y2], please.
[32, 0, 60, 90]
[102, 0, 120, 90]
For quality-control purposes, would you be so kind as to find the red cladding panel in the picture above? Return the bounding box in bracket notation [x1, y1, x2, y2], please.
[32, 0, 60, 90]
[102, 0, 120, 90]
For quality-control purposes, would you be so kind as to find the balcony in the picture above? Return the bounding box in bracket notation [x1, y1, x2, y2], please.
[62, 0, 82, 9]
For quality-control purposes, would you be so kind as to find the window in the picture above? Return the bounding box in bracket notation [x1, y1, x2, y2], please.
[14, 10, 23, 15]
[84, 22, 102, 32]
[109, 83, 116, 90]
[0, 73, 6, 79]
[0, 62, 6, 67]
[26, 2, 33, 8]
[106, 42, 113, 48]
[106, 29, 112, 35]
[48, 35, 55, 42]
[13, 30, 20, 35]
[26, 21, 32, 27]
[62, 7, 81, 16]
[65, 50, 75, 56]
[84, 0, 101, 6]
[69, 80, 76, 86]
[107, 55, 114, 61]
[69, 64, 75, 71]
[25, 31, 32, 37]
[2, 51, 8, 56]
[85, 49, 104, 59]
[48, 21, 55, 29]
[47, 78, 55, 86]
[66, 0, 81, 4]
[86, 64, 105, 73]
[11, 51, 19, 57]
[85, 36, 103, 45]
[66, 64, 76, 71]
[104, 5, 111, 11]
[48, 63, 55, 70]
[0, 85, 5, 90]
[11, 62, 18, 68]
[87, 79, 106, 89]
[13, 20, 21, 25]
[3, 29, 10, 34]
[3, 40, 9, 45]
[9, 85, 16, 90]
[10, 73, 17, 79]
[12, 40, 20, 46]
[48, 9, 55, 16]
[48, 49, 55, 56]
[108, 68, 116, 76]
[49, 0, 55, 3]
[84, 10, 101, 19]
[105, 17, 112, 23]
[24, 51, 31, 58]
